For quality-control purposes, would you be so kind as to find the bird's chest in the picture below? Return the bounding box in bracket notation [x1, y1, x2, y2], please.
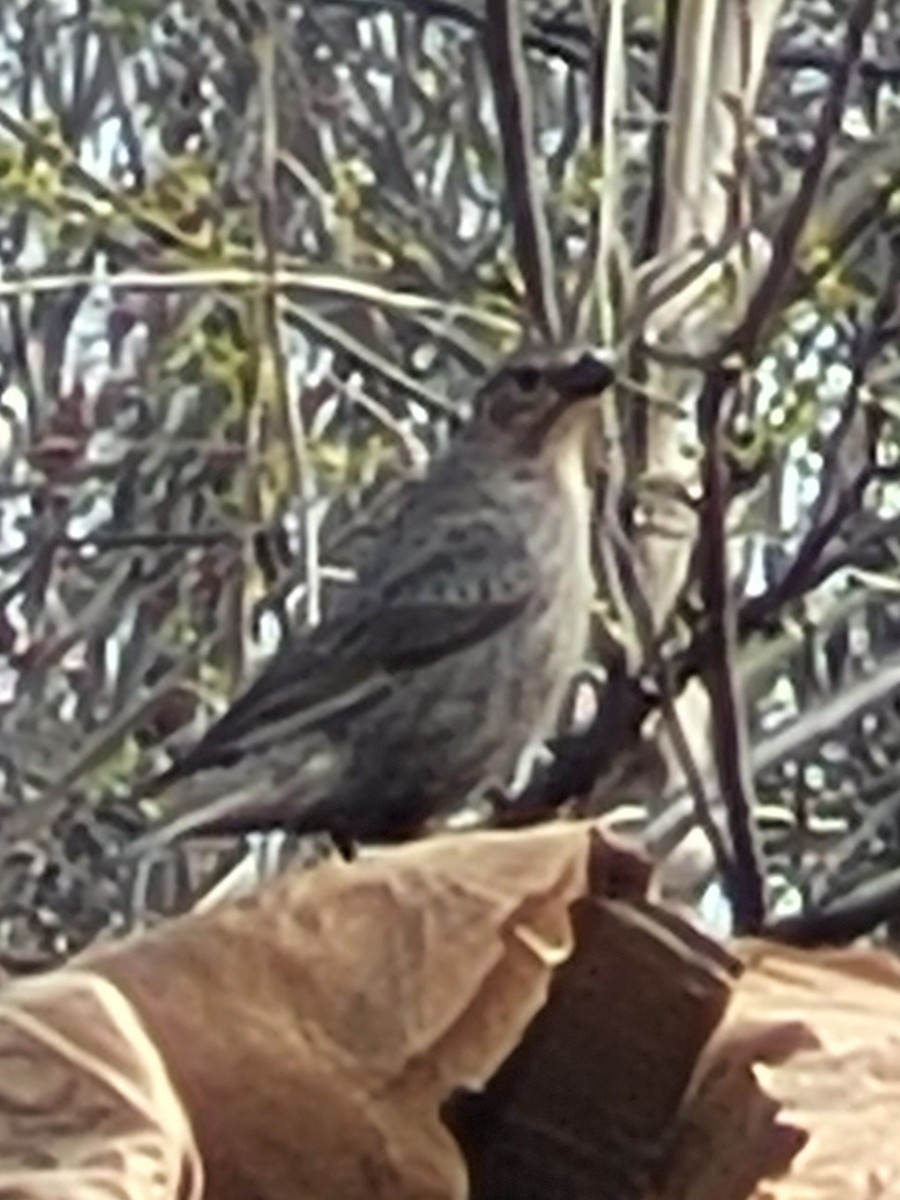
[530, 485, 593, 681]
[495, 466, 593, 742]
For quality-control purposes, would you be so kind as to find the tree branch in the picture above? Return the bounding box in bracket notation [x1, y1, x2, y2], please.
[637, 0, 682, 267]
[730, 0, 879, 359]
[483, 0, 561, 341]
[696, 366, 766, 933]
[766, 865, 900, 947]
[678, 0, 878, 930]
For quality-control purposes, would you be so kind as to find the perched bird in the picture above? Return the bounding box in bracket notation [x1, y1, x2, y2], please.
[136, 347, 616, 852]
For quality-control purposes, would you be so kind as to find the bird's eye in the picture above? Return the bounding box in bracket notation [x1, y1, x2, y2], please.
[510, 365, 541, 392]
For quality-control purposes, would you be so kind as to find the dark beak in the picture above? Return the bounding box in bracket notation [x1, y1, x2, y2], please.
[549, 349, 616, 402]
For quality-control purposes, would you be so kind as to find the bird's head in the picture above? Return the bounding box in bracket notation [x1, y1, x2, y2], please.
[467, 348, 616, 456]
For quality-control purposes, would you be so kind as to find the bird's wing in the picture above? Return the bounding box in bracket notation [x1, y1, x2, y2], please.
[155, 506, 535, 784]
[362, 507, 536, 667]
[150, 639, 380, 785]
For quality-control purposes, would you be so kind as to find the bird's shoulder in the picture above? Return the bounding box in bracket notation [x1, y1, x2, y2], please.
[353, 445, 546, 575]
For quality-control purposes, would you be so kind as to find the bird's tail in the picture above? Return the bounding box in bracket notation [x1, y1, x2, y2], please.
[121, 750, 341, 861]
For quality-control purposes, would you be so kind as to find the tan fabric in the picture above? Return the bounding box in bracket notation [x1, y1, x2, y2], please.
[0, 968, 202, 1200]
[739, 942, 900, 1199]
[660, 939, 900, 1199]
[93, 823, 652, 1200]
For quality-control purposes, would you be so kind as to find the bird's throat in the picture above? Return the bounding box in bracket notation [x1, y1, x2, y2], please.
[547, 412, 592, 504]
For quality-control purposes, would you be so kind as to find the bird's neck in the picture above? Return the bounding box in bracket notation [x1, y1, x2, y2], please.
[546, 418, 592, 515]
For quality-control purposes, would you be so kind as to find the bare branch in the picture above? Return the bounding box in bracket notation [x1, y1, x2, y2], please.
[766, 865, 900, 947]
[730, 0, 879, 360]
[603, 522, 736, 885]
[742, 221, 900, 628]
[696, 365, 766, 933]
[637, 0, 682, 266]
[483, 0, 561, 341]
[677, 0, 879, 932]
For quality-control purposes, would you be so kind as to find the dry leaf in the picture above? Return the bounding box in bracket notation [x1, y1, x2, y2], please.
[660, 938, 900, 1200]
[0, 968, 202, 1200]
[453, 895, 738, 1200]
[86, 822, 650, 1200]
[0, 822, 747, 1200]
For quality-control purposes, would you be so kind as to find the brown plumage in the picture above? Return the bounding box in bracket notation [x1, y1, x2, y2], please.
[137, 348, 616, 850]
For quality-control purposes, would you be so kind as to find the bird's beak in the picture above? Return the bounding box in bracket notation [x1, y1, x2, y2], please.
[534, 351, 616, 440]
[550, 349, 616, 403]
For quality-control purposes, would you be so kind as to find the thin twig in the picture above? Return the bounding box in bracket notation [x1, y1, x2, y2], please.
[258, 2, 323, 627]
[688, 0, 766, 933]
[483, 0, 561, 342]
[0, 104, 213, 261]
[687, 0, 878, 934]
[568, 0, 613, 336]
[585, 0, 638, 661]
[729, 0, 878, 361]
[281, 298, 461, 417]
[331, 372, 430, 471]
[318, 0, 900, 81]
[595, 0, 625, 343]
[603, 521, 736, 884]
[741, 225, 900, 631]
[696, 363, 766, 932]
[766, 864, 900, 947]
[0, 264, 520, 338]
[52, 530, 242, 551]
[637, 0, 681, 266]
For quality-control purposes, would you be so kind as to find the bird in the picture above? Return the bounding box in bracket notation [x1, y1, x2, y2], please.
[132, 346, 616, 854]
